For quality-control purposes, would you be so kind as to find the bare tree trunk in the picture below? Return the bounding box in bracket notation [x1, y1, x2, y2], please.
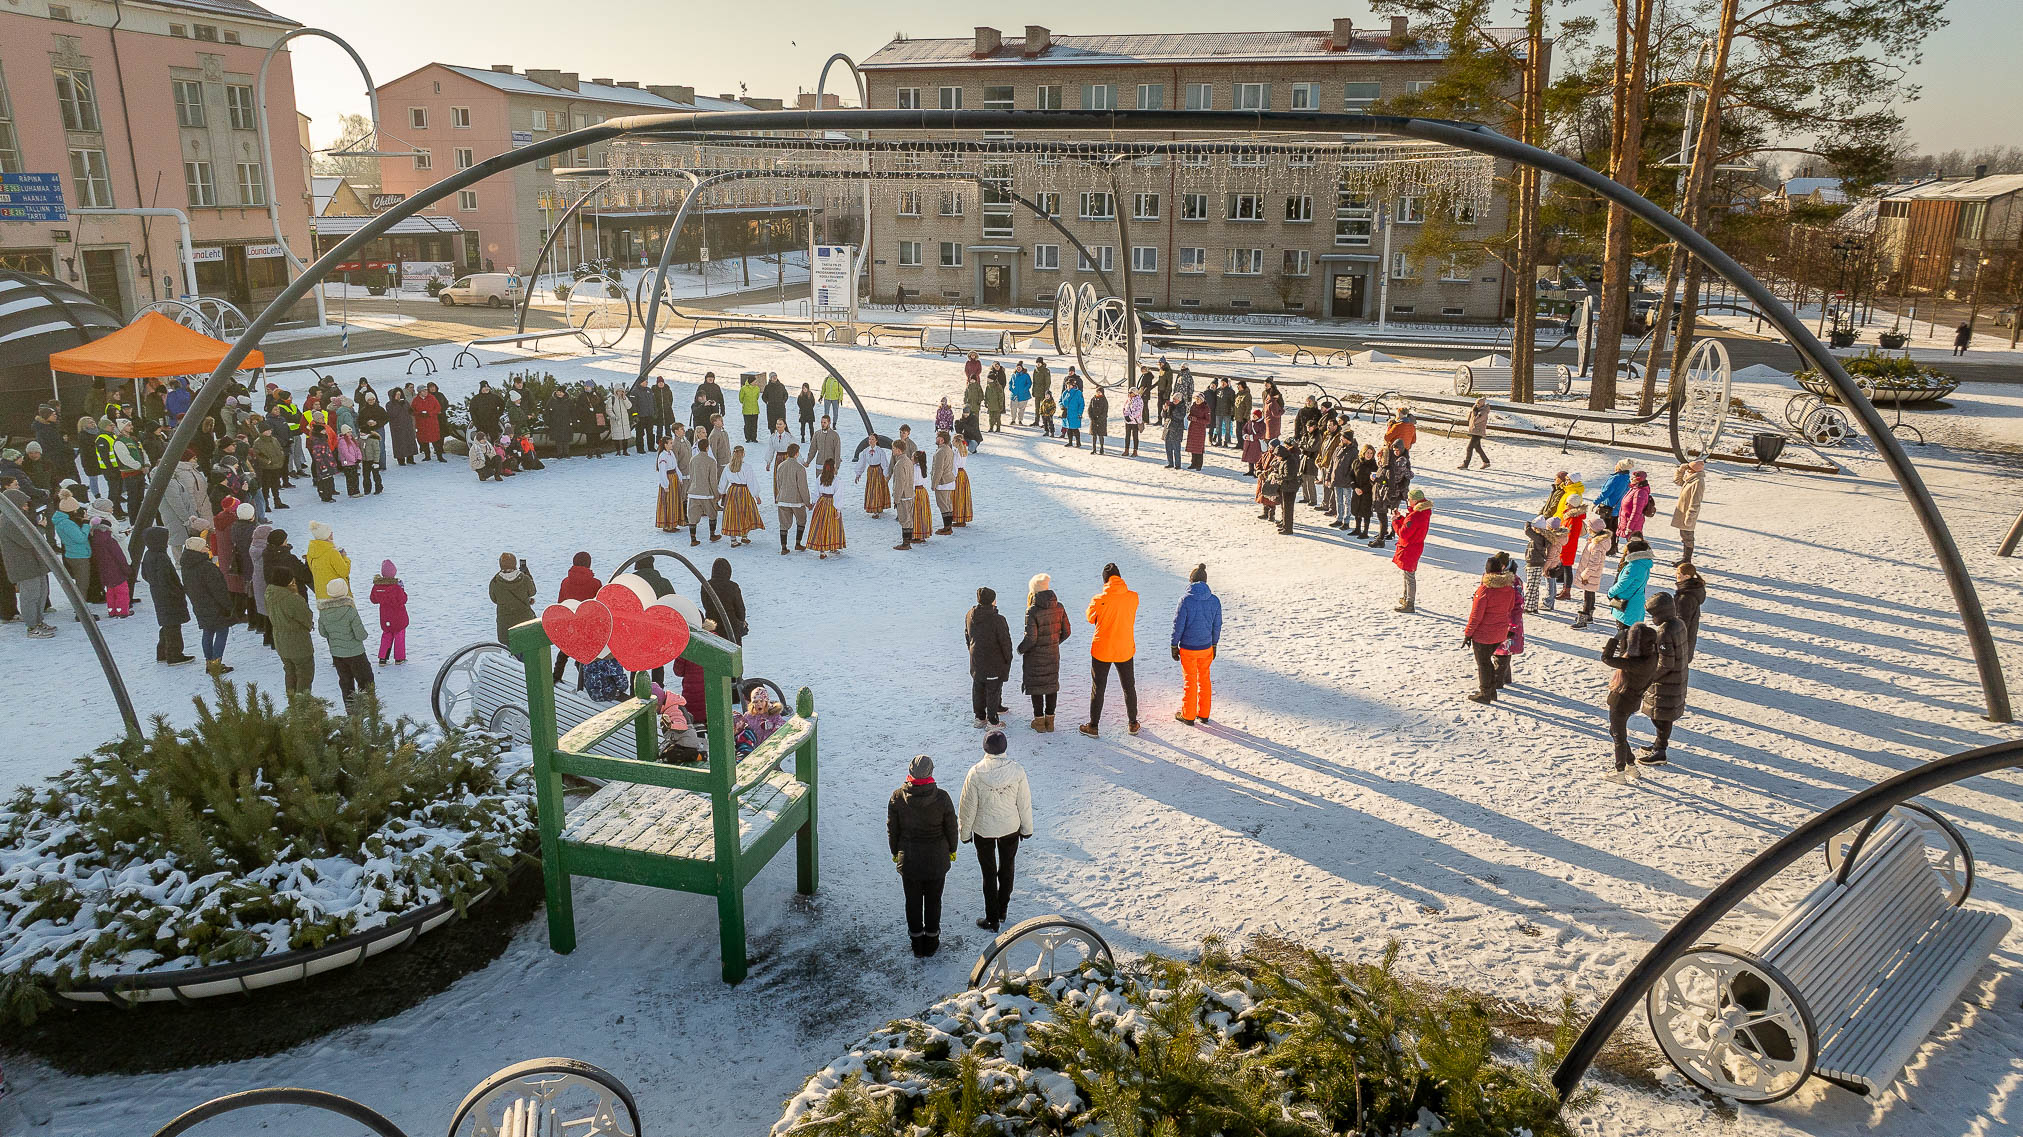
[1511, 0, 1548, 402]
[1641, 249, 1681, 413]
[1589, 0, 1657, 410]
[1657, 0, 1740, 408]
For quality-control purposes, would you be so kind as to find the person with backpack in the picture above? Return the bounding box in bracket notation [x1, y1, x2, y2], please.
[957, 729, 1033, 934]
[888, 754, 959, 957]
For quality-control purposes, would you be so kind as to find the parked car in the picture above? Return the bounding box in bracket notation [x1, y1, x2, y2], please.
[438, 272, 524, 308]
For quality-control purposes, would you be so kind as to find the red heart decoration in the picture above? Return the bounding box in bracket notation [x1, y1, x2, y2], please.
[598, 582, 691, 672]
[541, 600, 612, 664]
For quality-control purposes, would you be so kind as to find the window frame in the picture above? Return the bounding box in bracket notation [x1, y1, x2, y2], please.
[69, 147, 112, 207]
[172, 78, 207, 129]
[1397, 195, 1426, 224]
[451, 106, 472, 129]
[1076, 245, 1115, 274]
[1282, 249, 1311, 277]
[1132, 192, 1160, 221]
[1130, 245, 1158, 274]
[1226, 193, 1264, 222]
[1079, 191, 1115, 221]
[1289, 82, 1321, 111]
[938, 86, 963, 111]
[896, 189, 922, 217]
[982, 85, 1014, 110]
[1135, 83, 1164, 110]
[939, 240, 963, 268]
[898, 240, 923, 267]
[408, 106, 428, 130]
[1180, 192, 1210, 221]
[55, 67, 102, 132]
[895, 87, 920, 110]
[454, 147, 474, 170]
[1233, 82, 1266, 111]
[226, 84, 256, 130]
[1184, 83, 1212, 111]
[236, 161, 265, 207]
[0, 64, 20, 174]
[183, 159, 215, 207]
[1035, 85, 1062, 111]
[1344, 82, 1381, 111]
[457, 189, 478, 212]
[1285, 195, 1314, 223]
[1177, 247, 1208, 274]
[1226, 247, 1264, 276]
[1033, 243, 1060, 271]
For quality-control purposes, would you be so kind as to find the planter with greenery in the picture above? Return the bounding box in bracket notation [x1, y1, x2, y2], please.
[1878, 331, 1908, 349]
[553, 284, 572, 301]
[773, 939, 1590, 1137]
[1796, 351, 1959, 405]
[0, 684, 532, 1024]
[426, 278, 447, 297]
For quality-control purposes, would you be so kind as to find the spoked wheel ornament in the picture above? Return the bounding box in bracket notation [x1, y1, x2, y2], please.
[566, 274, 634, 348]
[447, 1058, 642, 1137]
[1669, 337, 1732, 461]
[1646, 945, 1816, 1102]
[1051, 281, 1075, 356]
[1822, 802, 1974, 906]
[1075, 297, 1137, 389]
[968, 916, 1116, 988]
[432, 642, 509, 732]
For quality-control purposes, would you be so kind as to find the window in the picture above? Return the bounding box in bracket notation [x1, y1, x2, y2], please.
[223, 30, 241, 44]
[897, 190, 921, 216]
[226, 84, 256, 130]
[54, 67, 101, 132]
[898, 240, 922, 266]
[455, 147, 474, 170]
[173, 79, 206, 128]
[1441, 306, 1467, 317]
[1288, 149, 1317, 167]
[940, 241, 963, 267]
[408, 107, 428, 130]
[938, 191, 965, 217]
[1234, 82, 1266, 110]
[1035, 85, 1062, 111]
[236, 162, 265, 206]
[1878, 200, 1909, 218]
[192, 22, 218, 41]
[1230, 147, 1266, 167]
[1441, 255, 1470, 281]
[1178, 248, 1207, 274]
[1082, 84, 1115, 111]
[576, 113, 593, 129]
[457, 189, 478, 212]
[1227, 248, 1264, 275]
[1390, 253, 1413, 279]
[1033, 192, 1060, 217]
[413, 148, 432, 170]
[183, 160, 215, 206]
[1335, 187, 1373, 246]
[169, 23, 186, 36]
[1226, 193, 1264, 221]
[1130, 246, 1158, 273]
[1344, 82, 1381, 111]
[0, 66, 20, 173]
[48, 3, 73, 19]
[1397, 195, 1425, 223]
[1407, 80, 1438, 95]
[980, 159, 1014, 237]
[1034, 244, 1060, 270]
[938, 86, 963, 110]
[1135, 83, 1164, 110]
[1181, 149, 1211, 168]
[1285, 195, 1313, 222]
[1230, 299, 1252, 309]
[1181, 193, 1210, 220]
[1455, 198, 1478, 225]
[1077, 245, 1114, 273]
[1184, 83, 1212, 111]
[1392, 304, 1416, 316]
[1958, 202, 1987, 240]
[69, 148, 112, 207]
[983, 86, 1014, 109]
[1079, 191, 1114, 220]
[1290, 82, 1321, 111]
[1132, 193, 1159, 221]
[896, 87, 920, 109]
[451, 106, 471, 128]
[1282, 250, 1311, 276]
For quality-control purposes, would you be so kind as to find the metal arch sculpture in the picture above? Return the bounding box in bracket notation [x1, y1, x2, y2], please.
[152, 1088, 410, 1137]
[139, 107, 2008, 726]
[513, 174, 617, 335]
[612, 546, 742, 650]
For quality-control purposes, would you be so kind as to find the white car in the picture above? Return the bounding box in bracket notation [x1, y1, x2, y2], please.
[438, 272, 523, 309]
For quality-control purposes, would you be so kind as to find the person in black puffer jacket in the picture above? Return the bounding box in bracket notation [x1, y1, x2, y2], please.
[182, 537, 233, 675]
[1601, 621, 1658, 778]
[966, 586, 1014, 728]
[139, 526, 193, 664]
[1640, 592, 1689, 764]
[1017, 574, 1072, 732]
[888, 754, 959, 957]
[706, 557, 747, 643]
[1672, 562, 1706, 663]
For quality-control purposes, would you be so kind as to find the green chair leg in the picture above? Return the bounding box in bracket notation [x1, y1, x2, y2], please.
[543, 856, 577, 954]
[717, 881, 748, 983]
[797, 819, 818, 895]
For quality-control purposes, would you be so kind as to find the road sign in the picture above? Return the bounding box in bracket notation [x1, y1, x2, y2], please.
[0, 172, 68, 222]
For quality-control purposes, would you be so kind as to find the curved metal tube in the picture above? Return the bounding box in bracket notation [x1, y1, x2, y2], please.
[152, 1088, 409, 1137]
[0, 492, 138, 736]
[515, 175, 616, 334]
[635, 169, 710, 383]
[613, 546, 740, 647]
[1549, 736, 2023, 1099]
[145, 108, 2007, 726]
[642, 325, 878, 443]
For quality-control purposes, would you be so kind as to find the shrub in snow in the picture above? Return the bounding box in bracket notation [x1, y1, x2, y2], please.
[773, 939, 1593, 1137]
[0, 683, 533, 1023]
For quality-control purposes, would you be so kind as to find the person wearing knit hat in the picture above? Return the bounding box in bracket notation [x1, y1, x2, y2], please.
[966, 586, 1013, 728]
[181, 533, 234, 675]
[1390, 488, 1434, 614]
[305, 520, 350, 599]
[369, 560, 409, 665]
[51, 493, 94, 621]
[889, 754, 959, 957]
[318, 576, 374, 712]
[956, 728, 1033, 933]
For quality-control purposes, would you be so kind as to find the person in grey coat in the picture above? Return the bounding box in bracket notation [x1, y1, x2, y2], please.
[1639, 592, 1689, 765]
[888, 754, 959, 958]
[1, 486, 54, 637]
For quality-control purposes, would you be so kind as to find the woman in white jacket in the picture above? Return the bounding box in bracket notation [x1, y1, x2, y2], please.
[957, 729, 1034, 933]
[606, 384, 636, 456]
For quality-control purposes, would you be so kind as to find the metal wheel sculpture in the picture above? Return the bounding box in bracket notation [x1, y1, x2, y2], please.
[968, 916, 1115, 988]
[152, 1088, 410, 1137]
[566, 274, 633, 349]
[1050, 282, 1075, 356]
[1823, 802, 1974, 906]
[1075, 296, 1137, 389]
[432, 642, 510, 731]
[1669, 338, 1732, 461]
[447, 1058, 641, 1137]
[1646, 945, 1816, 1103]
[193, 296, 250, 343]
[135, 298, 212, 332]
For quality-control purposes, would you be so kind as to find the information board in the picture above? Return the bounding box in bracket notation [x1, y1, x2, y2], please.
[0, 173, 68, 222]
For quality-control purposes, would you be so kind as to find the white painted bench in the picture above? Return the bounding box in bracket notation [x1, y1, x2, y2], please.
[921, 327, 1010, 355]
[432, 642, 635, 760]
[1453, 362, 1573, 397]
[1648, 810, 2009, 1101]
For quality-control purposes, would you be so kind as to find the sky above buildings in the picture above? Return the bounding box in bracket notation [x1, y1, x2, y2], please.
[289, 0, 2016, 160]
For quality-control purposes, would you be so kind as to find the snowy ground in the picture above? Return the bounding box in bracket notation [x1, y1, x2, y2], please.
[4, 331, 2022, 1136]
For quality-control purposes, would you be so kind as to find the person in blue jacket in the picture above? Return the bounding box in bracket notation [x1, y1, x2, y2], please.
[1009, 364, 1033, 427]
[1170, 563, 1223, 725]
[1060, 376, 1087, 450]
[1607, 535, 1654, 629]
[1594, 458, 1633, 550]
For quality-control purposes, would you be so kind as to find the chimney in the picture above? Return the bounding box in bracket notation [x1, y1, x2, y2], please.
[490, 64, 515, 74]
[797, 91, 841, 109]
[647, 84, 695, 105]
[525, 69, 580, 92]
[1975, 163, 1989, 180]
[1023, 25, 1050, 56]
[591, 78, 613, 87]
[745, 96, 784, 110]
[974, 26, 1001, 57]
[616, 81, 640, 89]
[1388, 16, 1410, 49]
[1330, 18, 1354, 50]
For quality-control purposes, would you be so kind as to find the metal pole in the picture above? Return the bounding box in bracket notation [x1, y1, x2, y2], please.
[0, 492, 140, 736]
[635, 170, 708, 383]
[1999, 506, 2023, 557]
[1376, 202, 1393, 332]
[1110, 164, 1139, 386]
[74, 208, 198, 296]
[516, 176, 616, 334]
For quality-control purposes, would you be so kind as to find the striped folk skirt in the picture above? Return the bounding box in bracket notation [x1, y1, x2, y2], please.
[724, 483, 766, 537]
[656, 475, 687, 530]
[953, 468, 974, 526]
[808, 495, 846, 553]
[911, 486, 933, 541]
[863, 464, 891, 514]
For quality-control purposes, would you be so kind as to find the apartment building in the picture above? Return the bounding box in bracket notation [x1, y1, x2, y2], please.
[1871, 173, 2023, 297]
[371, 65, 781, 277]
[858, 19, 1537, 322]
[0, 0, 314, 320]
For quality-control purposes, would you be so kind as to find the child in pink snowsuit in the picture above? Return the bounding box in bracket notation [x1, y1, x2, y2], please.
[89, 518, 132, 617]
[368, 559, 409, 664]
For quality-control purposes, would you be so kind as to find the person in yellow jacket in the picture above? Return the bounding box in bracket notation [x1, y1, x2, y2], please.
[1079, 563, 1140, 737]
[305, 519, 352, 598]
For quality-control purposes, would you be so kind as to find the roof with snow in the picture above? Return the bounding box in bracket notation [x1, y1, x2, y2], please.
[861, 27, 1528, 69]
[435, 65, 756, 113]
[1883, 174, 2023, 203]
[1777, 177, 1848, 204]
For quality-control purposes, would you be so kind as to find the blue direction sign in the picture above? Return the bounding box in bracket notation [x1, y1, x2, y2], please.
[0, 173, 68, 222]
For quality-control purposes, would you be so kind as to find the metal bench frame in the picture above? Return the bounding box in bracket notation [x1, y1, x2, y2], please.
[452, 327, 598, 369]
[264, 347, 436, 383]
[922, 327, 1011, 355]
[1453, 362, 1573, 398]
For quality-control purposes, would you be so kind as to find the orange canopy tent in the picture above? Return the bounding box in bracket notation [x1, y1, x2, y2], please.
[48, 311, 263, 379]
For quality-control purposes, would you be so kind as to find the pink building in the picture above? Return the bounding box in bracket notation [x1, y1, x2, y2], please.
[0, 0, 314, 321]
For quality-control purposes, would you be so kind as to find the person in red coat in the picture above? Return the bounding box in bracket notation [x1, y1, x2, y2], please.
[1184, 396, 1211, 470]
[1462, 553, 1521, 703]
[412, 384, 446, 462]
[551, 550, 602, 685]
[1390, 488, 1431, 614]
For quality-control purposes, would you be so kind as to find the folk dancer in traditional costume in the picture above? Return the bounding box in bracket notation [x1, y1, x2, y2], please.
[686, 440, 722, 546]
[910, 450, 934, 544]
[888, 440, 919, 550]
[720, 446, 766, 546]
[952, 435, 975, 527]
[857, 435, 892, 516]
[773, 443, 810, 554]
[654, 432, 689, 531]
[707, 414, 732, 467]
[808, 458, 847, 558]
[931, 431, 960, 536]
